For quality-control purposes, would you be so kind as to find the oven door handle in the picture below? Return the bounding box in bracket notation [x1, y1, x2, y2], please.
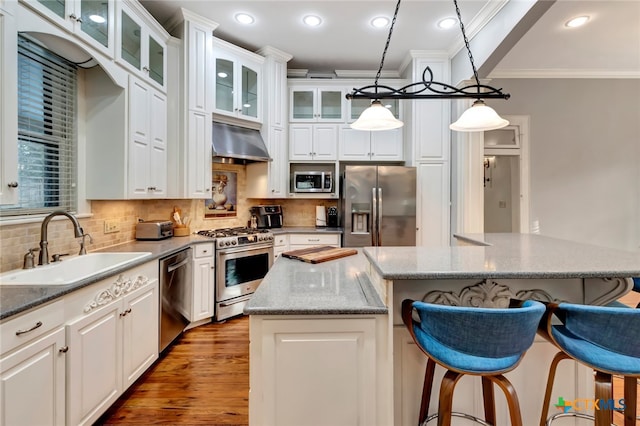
[167, 257, 189, 273]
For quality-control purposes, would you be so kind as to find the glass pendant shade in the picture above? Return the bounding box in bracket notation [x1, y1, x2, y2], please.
[350, 100, 404, 131]
[450, 100, 509, 132]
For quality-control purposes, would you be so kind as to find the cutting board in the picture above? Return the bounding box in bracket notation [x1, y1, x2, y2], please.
[282, 246, 358, 264]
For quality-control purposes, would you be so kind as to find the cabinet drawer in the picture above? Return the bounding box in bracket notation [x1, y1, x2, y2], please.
[194, 243, 215, 258]
[289, 234, 340, 246]
[1, 299, 64, 356]
[274, 235, 288, 247]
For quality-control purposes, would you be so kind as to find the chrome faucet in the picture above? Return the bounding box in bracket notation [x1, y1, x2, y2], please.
[39, 211, 84, 266]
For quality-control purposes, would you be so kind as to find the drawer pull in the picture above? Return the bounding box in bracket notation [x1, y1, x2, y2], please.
[308, 238, 320, 242]
[15, 321, 43, 336]
[59, 346, 69, 353]
[119, 308, 132, 318]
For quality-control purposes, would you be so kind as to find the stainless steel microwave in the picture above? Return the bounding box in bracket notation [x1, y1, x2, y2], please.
[293, 171, 333, 193]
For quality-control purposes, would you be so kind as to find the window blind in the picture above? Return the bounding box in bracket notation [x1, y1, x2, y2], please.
[1, 35, 78, 217]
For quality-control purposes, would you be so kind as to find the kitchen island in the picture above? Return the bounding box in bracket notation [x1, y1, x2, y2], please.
[245, 233, 640, 426]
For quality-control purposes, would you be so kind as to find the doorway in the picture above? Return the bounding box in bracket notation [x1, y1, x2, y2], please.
[483, 116, 530, 233]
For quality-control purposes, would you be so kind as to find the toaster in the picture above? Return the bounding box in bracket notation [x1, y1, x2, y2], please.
[136, 220, 174, 240]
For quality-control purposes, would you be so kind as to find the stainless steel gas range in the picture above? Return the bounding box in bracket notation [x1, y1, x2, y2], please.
[197, 227, 274, 321]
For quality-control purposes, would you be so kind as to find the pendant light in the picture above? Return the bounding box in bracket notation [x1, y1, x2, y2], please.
[347, 0, 510, 133]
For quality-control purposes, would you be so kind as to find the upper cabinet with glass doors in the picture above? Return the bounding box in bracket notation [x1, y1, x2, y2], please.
[19, 0, 115, 58]
[290, 87, 344, 122]
[213, 37, 264, 124]
[116, 0, 167, 91]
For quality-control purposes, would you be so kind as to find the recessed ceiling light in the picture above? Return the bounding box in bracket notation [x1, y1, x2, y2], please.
[565, 15, 590, 28]
[217, 72, 228, 79]
[371, 17, 389, 29]
[438, 17, 457, 29]
[235, 13, 255, 25]
[89, 14, 106, 24]
[303, 15, 322, 27]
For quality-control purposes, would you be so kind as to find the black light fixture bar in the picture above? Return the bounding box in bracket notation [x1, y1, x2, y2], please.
[346, 0, 510, 102]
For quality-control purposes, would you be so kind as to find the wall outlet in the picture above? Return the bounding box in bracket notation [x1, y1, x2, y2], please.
[104, 220, 120, 234]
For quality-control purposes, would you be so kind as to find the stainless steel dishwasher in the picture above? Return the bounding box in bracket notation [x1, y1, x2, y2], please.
[159, 248, 192, 352]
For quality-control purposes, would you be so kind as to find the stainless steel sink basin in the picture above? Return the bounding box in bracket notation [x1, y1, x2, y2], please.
[0, 252, 152, 286]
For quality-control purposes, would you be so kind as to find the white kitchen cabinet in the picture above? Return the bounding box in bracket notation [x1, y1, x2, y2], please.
[246, 46, 292, 199]
[116, 0, 167, 91]
[288, 233, 340, 249]
[289, 124, 338, 161]
[0, 3, 18, 205]
[66, 265, 158, 426]
[0, 299, 66, 426]
[165, 11, 217, 199]
[213, 37, 264, 123]
[289, 87, 344, 122]
[250, 316, 382, 426]
[19, 0, 115, 58]
[339, 126, 403, 161]
[128, 75, 167, 198]
[191, 243, 215, 322]
[273, 233, 289, 259]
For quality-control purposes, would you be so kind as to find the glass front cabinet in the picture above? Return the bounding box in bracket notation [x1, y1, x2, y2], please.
[20, 0, 115, 58]
[213, 37, 263, 123]
[116, 1, 167, 91]
[290, 87, 344, 122]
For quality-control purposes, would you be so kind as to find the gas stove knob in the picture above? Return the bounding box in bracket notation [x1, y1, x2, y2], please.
[257, 235, 263, 241]
[267, 235, 273, 240]
[218, 241, 224, 248]
[225, 241, 231, 246]
[231, 240, 237, 245]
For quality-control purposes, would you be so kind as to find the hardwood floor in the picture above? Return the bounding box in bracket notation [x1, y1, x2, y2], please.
[97, 291, 639, 426]
[97, 316, 249, 425]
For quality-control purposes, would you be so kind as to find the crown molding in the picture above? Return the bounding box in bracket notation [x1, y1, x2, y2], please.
[488, 69, 640, 79]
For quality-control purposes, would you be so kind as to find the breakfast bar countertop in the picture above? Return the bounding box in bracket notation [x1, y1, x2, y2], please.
[364, 233, 640, 280]
[244, 249, 387, 316]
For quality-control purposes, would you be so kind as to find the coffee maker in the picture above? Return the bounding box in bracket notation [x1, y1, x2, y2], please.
[250, 205, 283, 229]
[327, 206, 339, 227]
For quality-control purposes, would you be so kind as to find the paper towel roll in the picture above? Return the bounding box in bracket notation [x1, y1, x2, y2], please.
[315, 206, 327, 227]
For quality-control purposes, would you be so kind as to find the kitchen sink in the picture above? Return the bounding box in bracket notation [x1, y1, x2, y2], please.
[0, 252, 153, 286]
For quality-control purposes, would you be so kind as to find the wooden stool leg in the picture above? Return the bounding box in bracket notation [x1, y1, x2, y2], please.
[481, 376, 496, 425]
[419, 358, 436, 425]
[623, 376, 637, 426]
[539, 351, 571, 426]
[594, 371, 613, 426]
[437, 370, 463, 426]
[489, 374, 523, 426]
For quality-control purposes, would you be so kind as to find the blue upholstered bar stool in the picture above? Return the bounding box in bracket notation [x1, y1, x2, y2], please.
[537, 302, 640, 426]
[401, 299, 545, 426]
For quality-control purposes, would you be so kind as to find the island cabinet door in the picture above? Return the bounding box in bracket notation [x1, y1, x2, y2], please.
[393, 327, 591, 425]
[252, 317, 378, 426]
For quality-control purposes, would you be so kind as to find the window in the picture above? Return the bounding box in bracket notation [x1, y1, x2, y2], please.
[1, 35, 78, 217]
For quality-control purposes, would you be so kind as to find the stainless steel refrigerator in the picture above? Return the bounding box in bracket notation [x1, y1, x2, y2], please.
[341, 165, 416, 247]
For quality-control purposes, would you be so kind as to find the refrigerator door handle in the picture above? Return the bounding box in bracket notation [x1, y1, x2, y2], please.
[377, 187, 382, 246]
[372, 187, 378, 246]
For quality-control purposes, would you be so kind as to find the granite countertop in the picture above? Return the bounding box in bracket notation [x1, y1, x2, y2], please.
[365, 233, 640, 280]
[0, 235, 212, 320]
[244, 249, 387, 315]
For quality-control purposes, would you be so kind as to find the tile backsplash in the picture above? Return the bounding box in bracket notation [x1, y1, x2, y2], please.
[0, 163, 337, 272]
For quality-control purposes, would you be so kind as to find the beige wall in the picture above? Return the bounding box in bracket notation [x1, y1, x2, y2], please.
[0, 163, 338, 272]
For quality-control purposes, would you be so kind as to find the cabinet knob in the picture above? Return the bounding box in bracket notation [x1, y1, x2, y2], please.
[7, 181, 18, 188]
[59, 346, 69, 353]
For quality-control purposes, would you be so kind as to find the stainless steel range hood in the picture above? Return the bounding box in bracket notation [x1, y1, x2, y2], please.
[212, 122, 271, 163]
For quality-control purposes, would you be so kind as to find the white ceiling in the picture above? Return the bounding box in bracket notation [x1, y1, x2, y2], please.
[140, 0, 640, 79]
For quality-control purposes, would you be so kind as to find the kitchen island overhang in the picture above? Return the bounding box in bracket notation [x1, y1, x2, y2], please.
[244, 234, 639, 426]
